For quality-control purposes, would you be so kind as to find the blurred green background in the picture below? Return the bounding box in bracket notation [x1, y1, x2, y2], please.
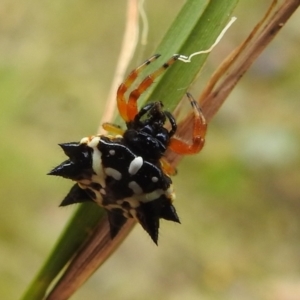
[1, 1, 300, 299]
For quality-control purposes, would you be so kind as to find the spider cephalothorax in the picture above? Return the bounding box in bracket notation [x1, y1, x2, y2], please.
[49, 54, 207, 244]
[123, 101, 176, 161]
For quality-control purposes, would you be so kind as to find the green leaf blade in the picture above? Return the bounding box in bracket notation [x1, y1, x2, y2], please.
[143, 0, 238, 111]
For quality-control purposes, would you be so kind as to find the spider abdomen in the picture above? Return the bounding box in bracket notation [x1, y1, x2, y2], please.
[49, 135, 179, 244]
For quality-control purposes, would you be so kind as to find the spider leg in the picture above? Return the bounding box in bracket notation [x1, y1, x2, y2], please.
[133, 103, 156, 123]
[164, 111, 177, 137]
[117, 54, 161, 123]
[160, 157, 177, 176]
[127, 54, 180, 122]
[102, 123, 125, 136]
[169, 93, 207, 154]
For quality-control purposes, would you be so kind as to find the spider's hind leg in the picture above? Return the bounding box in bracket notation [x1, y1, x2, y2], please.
[160, 157, 177, 176]
[169, 93, 207, 155]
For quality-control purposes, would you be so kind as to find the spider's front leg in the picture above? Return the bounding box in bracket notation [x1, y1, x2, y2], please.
[116, 54, 161, 123]
[127, 55, 180, 122]
[168, 93, 207, 155]
[102, 123, 124, 136]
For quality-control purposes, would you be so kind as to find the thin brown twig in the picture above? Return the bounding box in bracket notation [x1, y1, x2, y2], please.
[46, 219, 135, 300]
[168, 0, 299, 167]
[201, 0, 300, 121]
[97, 0, 139, 134]
[199, 0, 278, 104]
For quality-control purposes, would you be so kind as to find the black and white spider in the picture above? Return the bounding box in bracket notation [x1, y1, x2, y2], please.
[49, 54, 207, 244]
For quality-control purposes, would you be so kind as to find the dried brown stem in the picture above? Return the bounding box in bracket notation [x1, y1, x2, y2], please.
[97, 0, 139, 134]
[46, 218, 135, 300]
[168, 0, 299, 167]
[201, 0, 299, 121]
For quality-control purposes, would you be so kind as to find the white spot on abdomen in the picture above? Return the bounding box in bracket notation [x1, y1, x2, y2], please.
[92, 148, 102, 175]
[128, 181, 143, 194]
[105, 167, 122, 180]
[142, 189, 164, 202]
[151, 176, 158, 183]
[88, 136, 100, 148]
[128, 156, 143, 175]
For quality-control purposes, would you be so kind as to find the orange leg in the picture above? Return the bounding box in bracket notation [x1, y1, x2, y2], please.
[169, 93, 207, 155]
[160, 157, 177, 176]
[116, 54, 160, 123]
[127, 54, 180, 122]
[102, 122, 125, 136]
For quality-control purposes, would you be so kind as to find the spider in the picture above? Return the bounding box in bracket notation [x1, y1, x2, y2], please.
[49, 54, 207, 244]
